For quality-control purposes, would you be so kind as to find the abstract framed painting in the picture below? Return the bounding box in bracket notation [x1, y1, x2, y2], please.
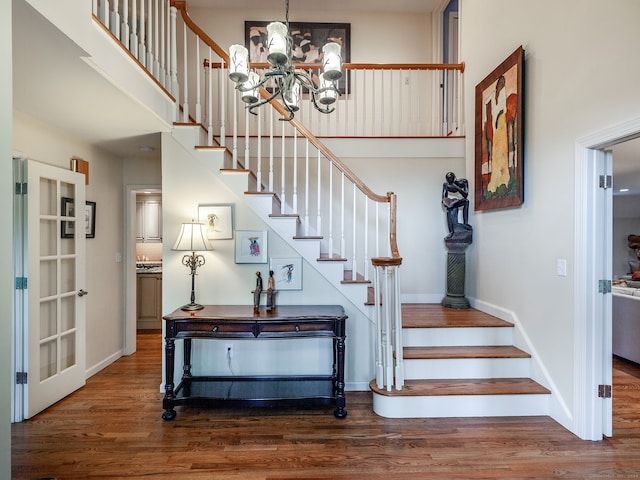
[474, 46, 524, 211]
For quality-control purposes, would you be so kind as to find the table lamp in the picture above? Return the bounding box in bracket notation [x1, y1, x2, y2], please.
[172, 220, 213, 311]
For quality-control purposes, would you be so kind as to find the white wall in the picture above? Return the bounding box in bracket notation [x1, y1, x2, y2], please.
[189, 7, 432, 63]
[460, 0, 640, 419]
[12, 111, 126, 374]
[1, 0, 12, 474]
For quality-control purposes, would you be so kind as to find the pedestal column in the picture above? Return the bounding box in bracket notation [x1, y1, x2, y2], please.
[442, 234, 472, 309]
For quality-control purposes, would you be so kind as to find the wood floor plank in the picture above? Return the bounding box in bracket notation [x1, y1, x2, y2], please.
[10, 332, 640, 479]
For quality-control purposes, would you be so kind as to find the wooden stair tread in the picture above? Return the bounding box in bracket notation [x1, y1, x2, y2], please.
[402, 304, 513, 328]
[403, 345, 531, 360]
[318, 253, 347, 262]
[370, 378, 550, 397]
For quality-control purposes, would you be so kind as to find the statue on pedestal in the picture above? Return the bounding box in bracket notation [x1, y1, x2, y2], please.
[441, 172, 473, 309]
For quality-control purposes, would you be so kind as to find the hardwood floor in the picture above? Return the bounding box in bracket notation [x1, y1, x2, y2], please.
[11, 331, 640, 480]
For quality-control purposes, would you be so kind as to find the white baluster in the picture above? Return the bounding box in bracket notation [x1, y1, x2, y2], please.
[316, 150, 322, 237]
[304, 139, 309, 235]
[328, 162, 333, 257]
[244, 108, 250, 170]
[182, 25, 189, 121]
[110, 0, 120, 38]
[256, 109, 262, 191]
[364, 199, 369, 281]
[146, 0, 153, 71]
[383, 266, 393, 391]
[375, 202, 380, 258]
[130, 0, 138, 59]
[92, 0, 98, 18]
[292, 128, 298, 214]
[232, 90, 238, 168]
[351, 183, 356, 281]
[268, 111, 274, 192]
[153, 0, 160, 78]
[219, 63, 225, 147]
[340, 172, 345, 258]
[374, 266, 384, 389]
[281, 121, 286, 212]
[195, 38, 201, 124]
[169, 5, 178, 99]
[206, 57, 213, 146]
[393, 266, 404, 390]
[120, 0, 129, 49]
[98, 0, 109, 28]
[138, 0, 146, 66]
[158, 0, 165, 87]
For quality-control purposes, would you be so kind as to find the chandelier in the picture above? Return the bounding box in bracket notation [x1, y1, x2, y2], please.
[228, 0, 343, 121]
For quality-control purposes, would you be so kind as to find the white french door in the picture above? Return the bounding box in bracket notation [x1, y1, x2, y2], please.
[14, 158, 87, 419]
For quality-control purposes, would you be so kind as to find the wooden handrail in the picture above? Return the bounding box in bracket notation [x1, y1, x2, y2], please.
[173, 0, 401, 260]
[249, 62, 465, 72]
[206, 61, 465, 73]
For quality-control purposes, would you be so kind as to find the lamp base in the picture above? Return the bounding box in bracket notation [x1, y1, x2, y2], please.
[181, 302, 205, 311]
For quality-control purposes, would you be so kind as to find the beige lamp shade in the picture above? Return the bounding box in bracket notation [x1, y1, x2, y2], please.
[172, 221, 213, 252]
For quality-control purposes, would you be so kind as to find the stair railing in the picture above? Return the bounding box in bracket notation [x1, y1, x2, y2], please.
[93, 0, 460, 390]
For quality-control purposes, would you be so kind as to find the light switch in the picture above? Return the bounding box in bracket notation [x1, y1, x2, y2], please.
[557, 258, 567, 277]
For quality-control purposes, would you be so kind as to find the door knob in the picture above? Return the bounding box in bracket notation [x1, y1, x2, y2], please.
[78, 289, 88, 297]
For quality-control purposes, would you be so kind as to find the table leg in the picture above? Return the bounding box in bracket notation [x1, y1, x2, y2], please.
[162, 336, 177, 420]
[334, 335, 347, 418]
[183, 338, 192, 379]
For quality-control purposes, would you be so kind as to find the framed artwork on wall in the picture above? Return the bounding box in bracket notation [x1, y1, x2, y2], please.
[245, 20, 351, 94]
[61, 197, 96, 238]
[235, 230, 268, 263]
[198, 204, 234, 240]
[474, 46, 524, 211]
[269, 257, 302, 290]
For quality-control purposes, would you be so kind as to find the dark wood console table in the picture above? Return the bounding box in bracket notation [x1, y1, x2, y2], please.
[162, 305, 347, 420]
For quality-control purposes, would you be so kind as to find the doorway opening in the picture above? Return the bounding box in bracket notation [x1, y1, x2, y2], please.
[124, 186, 162, 356]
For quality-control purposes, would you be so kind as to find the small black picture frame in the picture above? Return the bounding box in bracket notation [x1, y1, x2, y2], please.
[61, 197, 96, 239]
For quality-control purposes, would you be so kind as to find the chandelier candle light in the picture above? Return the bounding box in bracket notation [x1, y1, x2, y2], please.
[172, 220, 213, 311]
[228, 0, 343, 120]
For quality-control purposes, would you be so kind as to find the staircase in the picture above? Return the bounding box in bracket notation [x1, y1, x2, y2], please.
[370, 304, 551, 418]
[173, 125, 551, 419]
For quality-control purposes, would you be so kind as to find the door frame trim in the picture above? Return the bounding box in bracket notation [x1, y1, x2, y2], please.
[574, 117, 640, 440]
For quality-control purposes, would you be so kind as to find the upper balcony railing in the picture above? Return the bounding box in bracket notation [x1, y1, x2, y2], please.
[92, 0, 464, 139]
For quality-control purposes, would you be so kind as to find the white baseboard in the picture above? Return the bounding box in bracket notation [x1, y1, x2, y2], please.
[85, 349, 123, 379]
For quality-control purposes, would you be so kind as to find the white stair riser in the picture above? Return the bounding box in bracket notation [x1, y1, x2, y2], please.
[289, 239, 321, 259]
[172, 124, 202, 149]
[268, 216, 299, 238]
[403, 327, 513, 347]
[403, 357, 531, 380]
[372, 392, 550, 418]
